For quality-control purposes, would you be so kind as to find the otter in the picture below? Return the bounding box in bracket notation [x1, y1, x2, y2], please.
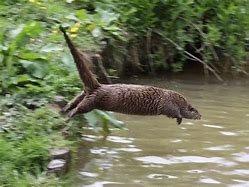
[59, 26, 201, 124]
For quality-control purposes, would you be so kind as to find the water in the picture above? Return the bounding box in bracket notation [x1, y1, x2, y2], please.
[75, 77, 249, 187]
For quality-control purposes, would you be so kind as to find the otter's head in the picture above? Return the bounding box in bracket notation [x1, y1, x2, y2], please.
[181, 104, 201, 120]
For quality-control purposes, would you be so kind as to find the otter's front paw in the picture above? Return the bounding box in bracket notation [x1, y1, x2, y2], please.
[177, 118, 182, 125]
[61, 104, 73, 113]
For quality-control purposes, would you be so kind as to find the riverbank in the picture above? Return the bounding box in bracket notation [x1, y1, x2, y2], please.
[0, 102, 78, 186]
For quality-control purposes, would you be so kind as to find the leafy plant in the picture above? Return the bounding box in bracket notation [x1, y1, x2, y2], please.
[0, 21, 48, 93]
[0, 106, 73, 186]
[0, 1, 127, 186]
[74, 0, 249, 75]
[84, 109, 125, 135]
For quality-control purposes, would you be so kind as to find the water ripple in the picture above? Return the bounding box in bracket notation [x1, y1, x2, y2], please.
[107, 136, 133, 144]
[224, 169, 249, 176]
[116, 147, 142, 153]
[203, 124, 224, 129]
[170, 139, 183, 143]
[220, 131, 239, 136]
[91, 148, 118, 155]
[230, 179, 249, 187]
[148, 173, 178, 179]
[199, 178, 221, 184]
[79, 172, 99, 178]
[85, 181, 120, 187]
[81, 135, 101, 142]
[187, 169, 205, 174]
[204, 144, 234, 151]
[232, 152, 249, 162]
[135, 155, 237, 166]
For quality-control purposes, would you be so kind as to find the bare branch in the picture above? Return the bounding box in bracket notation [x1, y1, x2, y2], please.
[146, 29, 156, 75]
[156, 31, 223, 81]
[92, 54, 112, 84]
[180, 17, 220, 62]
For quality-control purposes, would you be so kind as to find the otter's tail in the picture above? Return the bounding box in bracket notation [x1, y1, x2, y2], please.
[59, 26, 100, 91]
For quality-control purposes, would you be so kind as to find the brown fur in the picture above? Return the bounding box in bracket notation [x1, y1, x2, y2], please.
[59, 26, 201, 124]
[60, 27, 100, 92]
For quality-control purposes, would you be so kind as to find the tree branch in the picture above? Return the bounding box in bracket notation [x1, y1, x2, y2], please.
[146, 29, 156, 75]
[155, 31, 223, 81]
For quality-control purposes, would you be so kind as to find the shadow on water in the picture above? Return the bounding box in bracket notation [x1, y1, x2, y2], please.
[74, 75, 249, 187]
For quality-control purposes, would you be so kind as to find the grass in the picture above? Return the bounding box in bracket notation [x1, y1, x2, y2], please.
[0, 105, 76, 186]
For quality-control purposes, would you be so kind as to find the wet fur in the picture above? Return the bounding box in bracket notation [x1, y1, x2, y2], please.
[59, 26, 201, 124]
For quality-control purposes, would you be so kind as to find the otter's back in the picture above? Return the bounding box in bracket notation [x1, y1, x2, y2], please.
[96, 84, 165, 115]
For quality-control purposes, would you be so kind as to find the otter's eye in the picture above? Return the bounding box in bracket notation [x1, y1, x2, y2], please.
[189, 107, 195, 112]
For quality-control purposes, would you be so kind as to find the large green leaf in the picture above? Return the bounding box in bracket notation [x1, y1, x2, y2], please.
[84, 111, 99, 128]
[40, 44, 63, 53]
[19, 60, 48, 79]
[18, 53, 46, 60]
[75, 9, 88, 21]
[84, 109, 125, 132]
[10, 22, 43, 50]
[61, 52, 74, 68]
[95, 110, 124, 129]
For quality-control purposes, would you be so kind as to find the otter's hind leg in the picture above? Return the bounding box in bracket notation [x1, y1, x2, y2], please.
[62, 91, 86, 113]
[66, 96, 96, 121]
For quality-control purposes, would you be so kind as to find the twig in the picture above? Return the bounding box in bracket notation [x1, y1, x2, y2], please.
[231, 57, 249, 76]
[240, 69, 249, 76]
[146, 29, 156, 75]
[180, 17, 220, 62]
[180, 17, 221, 74]
[92, 54, 112, 84]
[202, 54, 209, 77]
[156, 32, 223, 81]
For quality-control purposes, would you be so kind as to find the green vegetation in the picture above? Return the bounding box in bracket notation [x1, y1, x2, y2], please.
[0, 106, 72, 186]
[0, 0, 248, 186]
[0, 1, 123, 185]
[87, 0, 249, 77]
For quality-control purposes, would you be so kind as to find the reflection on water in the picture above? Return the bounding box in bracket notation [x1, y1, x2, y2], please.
[75, 77, 249, 187]
[199, 178, 221, 184]
[135, 155, 236, 166]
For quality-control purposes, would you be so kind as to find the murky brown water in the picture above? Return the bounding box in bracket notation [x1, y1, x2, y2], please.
[75, 77, 249, 187]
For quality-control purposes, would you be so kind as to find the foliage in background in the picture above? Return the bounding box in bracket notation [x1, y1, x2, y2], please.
[69, 0, 249, 74]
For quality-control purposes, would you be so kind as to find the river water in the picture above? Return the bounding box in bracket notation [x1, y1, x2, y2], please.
[75, 76, 249, 187]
